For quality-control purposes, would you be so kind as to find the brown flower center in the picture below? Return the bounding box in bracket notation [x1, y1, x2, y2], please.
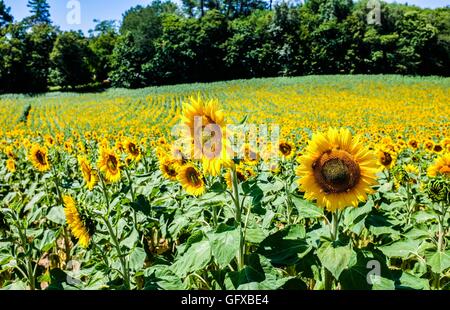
[433, 145, 443, 153]
[107, 155, 118, 172]
[186, 167, 201, 186]
[380, 152, 392, 166]
[313, 150, 361, 194]
[279, 143, 292, 156]
[36, 150, 46, 165]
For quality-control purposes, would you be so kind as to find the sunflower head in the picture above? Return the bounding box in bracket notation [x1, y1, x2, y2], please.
[124, 139, 141, 161]
[433, 144, 444, 154]
[63, 195, 94, 248]
[296, 128, 378, 211]
[407, 139, 419, 150]
[160, 156, 180, 181]
[427, 153, 450, 178]
[177, 164, 206, 196]
[98, 148, 121, 183]
[78, 156, 98, 190]
[181, 96, 231, 176]
[6, 159, 16, 173]
[424, 140, 434, 152]
[424, 178, 450, 205]
[29, 144, 50, 172]
[377, 147, 397, 170]
[279, 140, 295, 159]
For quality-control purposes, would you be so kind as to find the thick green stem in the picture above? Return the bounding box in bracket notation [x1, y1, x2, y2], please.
[103, 216, 130, 289]
[231, 166, 244, 271]
[98, 173, 130, 289]
[324, 211, 340, 290]
[14, 217, 35, 290]
[125, 168, 138, 228]
[50, 168, 71, 264]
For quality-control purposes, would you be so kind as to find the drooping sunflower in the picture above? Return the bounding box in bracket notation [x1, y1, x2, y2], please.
[78, 156, 98, 190]
[427, 153, 450, 177]
[124, 139, 141, 162]
[6, 159, 16, 173]
[98, 148, 121, 183]
[279, 140, 295, 159]
[376, 147, 397, 170]
[296, 128, 378, 211]
[177, 164, 205, 196]
[160, 156, 180, 181]
[63, 195, 93, 248]
[29, 144, 50, 172]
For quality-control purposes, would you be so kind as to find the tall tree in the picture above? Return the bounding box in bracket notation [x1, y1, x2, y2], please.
[0, 0, 13, 27]
[27, 0, 51, 25]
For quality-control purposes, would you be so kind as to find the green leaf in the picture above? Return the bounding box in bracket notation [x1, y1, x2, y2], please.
[378, 239, 422, 259]
[396, 272, 430, 290]
[258, 225, 311, 265]
[291, 196, 324, 219]
[129, 247, 146, 271]
[120, 229, 139, 249]
[24, 192, 46, 212]
[172, 240, 211, 277]
[144, 265, 185, 290]
[37, 230, 57, 252]
[46, 206, 66, 225]
[207, 225, 240, 268]
[372, 277, 395, 290]
[427, 251, 450, 274]
[317, 241, 354, 279]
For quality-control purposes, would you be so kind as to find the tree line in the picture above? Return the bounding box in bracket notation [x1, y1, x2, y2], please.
[0, 0, 449, 94]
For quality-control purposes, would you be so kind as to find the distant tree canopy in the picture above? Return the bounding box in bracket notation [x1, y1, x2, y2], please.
[0, 0, 449, 94]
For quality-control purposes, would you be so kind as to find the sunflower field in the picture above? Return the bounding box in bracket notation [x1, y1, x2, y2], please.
[0, 75, 449, 290]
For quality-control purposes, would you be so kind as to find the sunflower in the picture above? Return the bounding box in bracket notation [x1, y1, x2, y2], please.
[160, 156, 180, 181]
[29, 144, 50, 172]
[4, 146, 15, 159]
[224, 164, 250, 188]
[124, 139, 141, 162]
[433, 144, 444, 154]
[427, 153, 450, 177]
[44, 135, 55, 147]
[181, 95, 229, 176]
[279, 140, 295, 159]
[404, 164, 419, 175]
[98, 148, 121, 183]
[63, 195, 92, 248]
[177, 164, 205, 196]
[296, 128, 378, 211]
[376, 147, 397, 170]
[78, 156, 98, 190]
[407, 139, 419, 150]
[424, 140, 434, 152]
[242, 143, 260, 166]
[6, 159, 16, 173]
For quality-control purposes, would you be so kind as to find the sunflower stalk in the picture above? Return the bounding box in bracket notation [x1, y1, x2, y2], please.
[50, 164, 71, 264]
[98, 173, 131, 289]
[231, 165, 245, 271]
[11, 211, 35, 290]
[324, 210, 341, 290]
[124, 168, 138, 228]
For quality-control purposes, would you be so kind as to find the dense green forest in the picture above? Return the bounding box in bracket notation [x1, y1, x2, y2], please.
[0, 0, 449, 93]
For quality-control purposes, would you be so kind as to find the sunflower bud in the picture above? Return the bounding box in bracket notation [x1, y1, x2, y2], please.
[425, 178, 450, 204]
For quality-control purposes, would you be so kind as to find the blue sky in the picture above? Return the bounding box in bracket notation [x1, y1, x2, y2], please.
[4, 0, 450, 33]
